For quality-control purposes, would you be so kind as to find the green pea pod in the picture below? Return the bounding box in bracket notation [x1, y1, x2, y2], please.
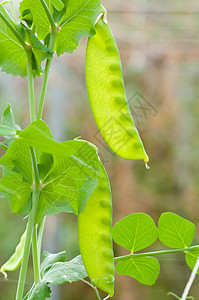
[0, 229, 26, 276]
[78, 163, 114, 296]
[85, 15, 149, 163]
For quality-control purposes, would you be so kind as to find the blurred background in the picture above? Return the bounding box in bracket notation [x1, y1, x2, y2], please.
[0, 0, 199, 299]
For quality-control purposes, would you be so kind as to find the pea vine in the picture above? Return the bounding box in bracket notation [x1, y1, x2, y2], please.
[0, 1, 198, 300]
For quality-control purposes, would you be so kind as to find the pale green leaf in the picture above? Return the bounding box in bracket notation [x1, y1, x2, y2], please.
[112, 213, 158, 252]
[41, 251, 66, 277]
[116, 256, 160, 285]
[158, 212, 195, 248]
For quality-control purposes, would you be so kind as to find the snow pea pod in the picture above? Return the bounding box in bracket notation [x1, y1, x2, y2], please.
[85, 16, 149, 163]
[78, 163, 114, 296]
[0, 229, 26, 277]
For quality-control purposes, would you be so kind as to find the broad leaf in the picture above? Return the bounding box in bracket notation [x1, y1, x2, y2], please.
[0, 121, 100, 220]
[19, 0, 52, 41]
[50, 0, 64, 11]
[158, 213, 195, 248]
[116, 256, 160, 285]
[0, 4, 52, 77]
[55, 0, 101, 55]
[24, 255, 87, 300]
[185, 247, 199, 275]
[112, 213, 158, 252]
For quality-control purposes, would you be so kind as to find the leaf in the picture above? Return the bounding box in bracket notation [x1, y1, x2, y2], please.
[0, 120, 100, 219]
[42, 255, 87, 285]
[50, 0, 64, 11]
[158, 212, 195, 249]
[35, 138, 100, 223]
[55, 0, 101, 55]
[24, 282, 51, 300]
[185, 247, 199, 275]
[78, 163, 114, 296]
[116, 256, 160, 285]
[0, 5, 52, 77]
[112, 213, 158, 252]
[41, 251, 66, 277]
[1, 104, 20, 146]
[19, 0, 52, 41]
[0, 228, 26, 274]
[24, 255, 87, 300]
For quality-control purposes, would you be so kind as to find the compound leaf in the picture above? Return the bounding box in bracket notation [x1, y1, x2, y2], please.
[112, 213, 158, 252]
[158, 212, 195, 248]
[116, 256, 160, 285]
[41, 251, 66, 278]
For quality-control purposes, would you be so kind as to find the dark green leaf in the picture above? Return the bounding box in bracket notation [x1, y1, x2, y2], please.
[158, 212, 195, 248]
[112, 213, 158, 252]
[116, 256, 160, 285]
[185, 247, 199, 275]
[24, 282, 51, 300]
[37, 153, 54, 180]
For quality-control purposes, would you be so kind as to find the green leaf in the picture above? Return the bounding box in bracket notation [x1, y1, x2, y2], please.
[35, 138, 100, 223]
[0, 228, 26, 274]
[0, 120, 100, 219]
[116, 256, 160, 285]
[24, 282, 51, 300]
[112, 213, 158, 252]
[19, 0, 52, 41]
[185, 247, 199, 275]
[0, 5, 52, 77]
[0, 138, 33, 214]
[78, 163, 114, 296]
[55, 0, 101, 55]
[25, 255, 87, 299]
[158, 212, 195, 248]
[40, 251, 66, 277]
[1, 104, 20, 146]
[50, 0, 64, 11]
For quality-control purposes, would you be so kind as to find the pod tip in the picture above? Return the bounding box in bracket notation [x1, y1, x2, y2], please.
[145, 162, 150, 169]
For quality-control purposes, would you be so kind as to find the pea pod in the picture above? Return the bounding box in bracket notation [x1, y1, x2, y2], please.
[0, 229, 26, 276]
[85, 14, 149, 163]
[78, 163, 114, 296]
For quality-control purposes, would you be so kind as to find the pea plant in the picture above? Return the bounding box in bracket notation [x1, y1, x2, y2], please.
[0, 1, 198, 300]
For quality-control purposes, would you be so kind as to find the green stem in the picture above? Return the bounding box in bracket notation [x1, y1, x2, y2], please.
[36, 31, 57, 120]
[39, 0, 57, 32]
[81, 279, 101, 300]
[15, 149, 40, 300]
[37, 216, 46, 264]
[0, 143, 8, 151]
[32, 225, 41, 283]
[27, 52, 36, 122]
[114, 245, 199, 262]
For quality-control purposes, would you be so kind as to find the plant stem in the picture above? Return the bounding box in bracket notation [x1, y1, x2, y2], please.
[39, 0, 57, 32]
[114, 245, 199, 262]
[36, 30, 57, 120]
[15, 148, 40, 300]
[181, 256, 199, 300]
[37, 216, 46, 264]
[0, 143, 8, 151]
[27, 52, 36, 122]
[32, 225, 41, 283]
